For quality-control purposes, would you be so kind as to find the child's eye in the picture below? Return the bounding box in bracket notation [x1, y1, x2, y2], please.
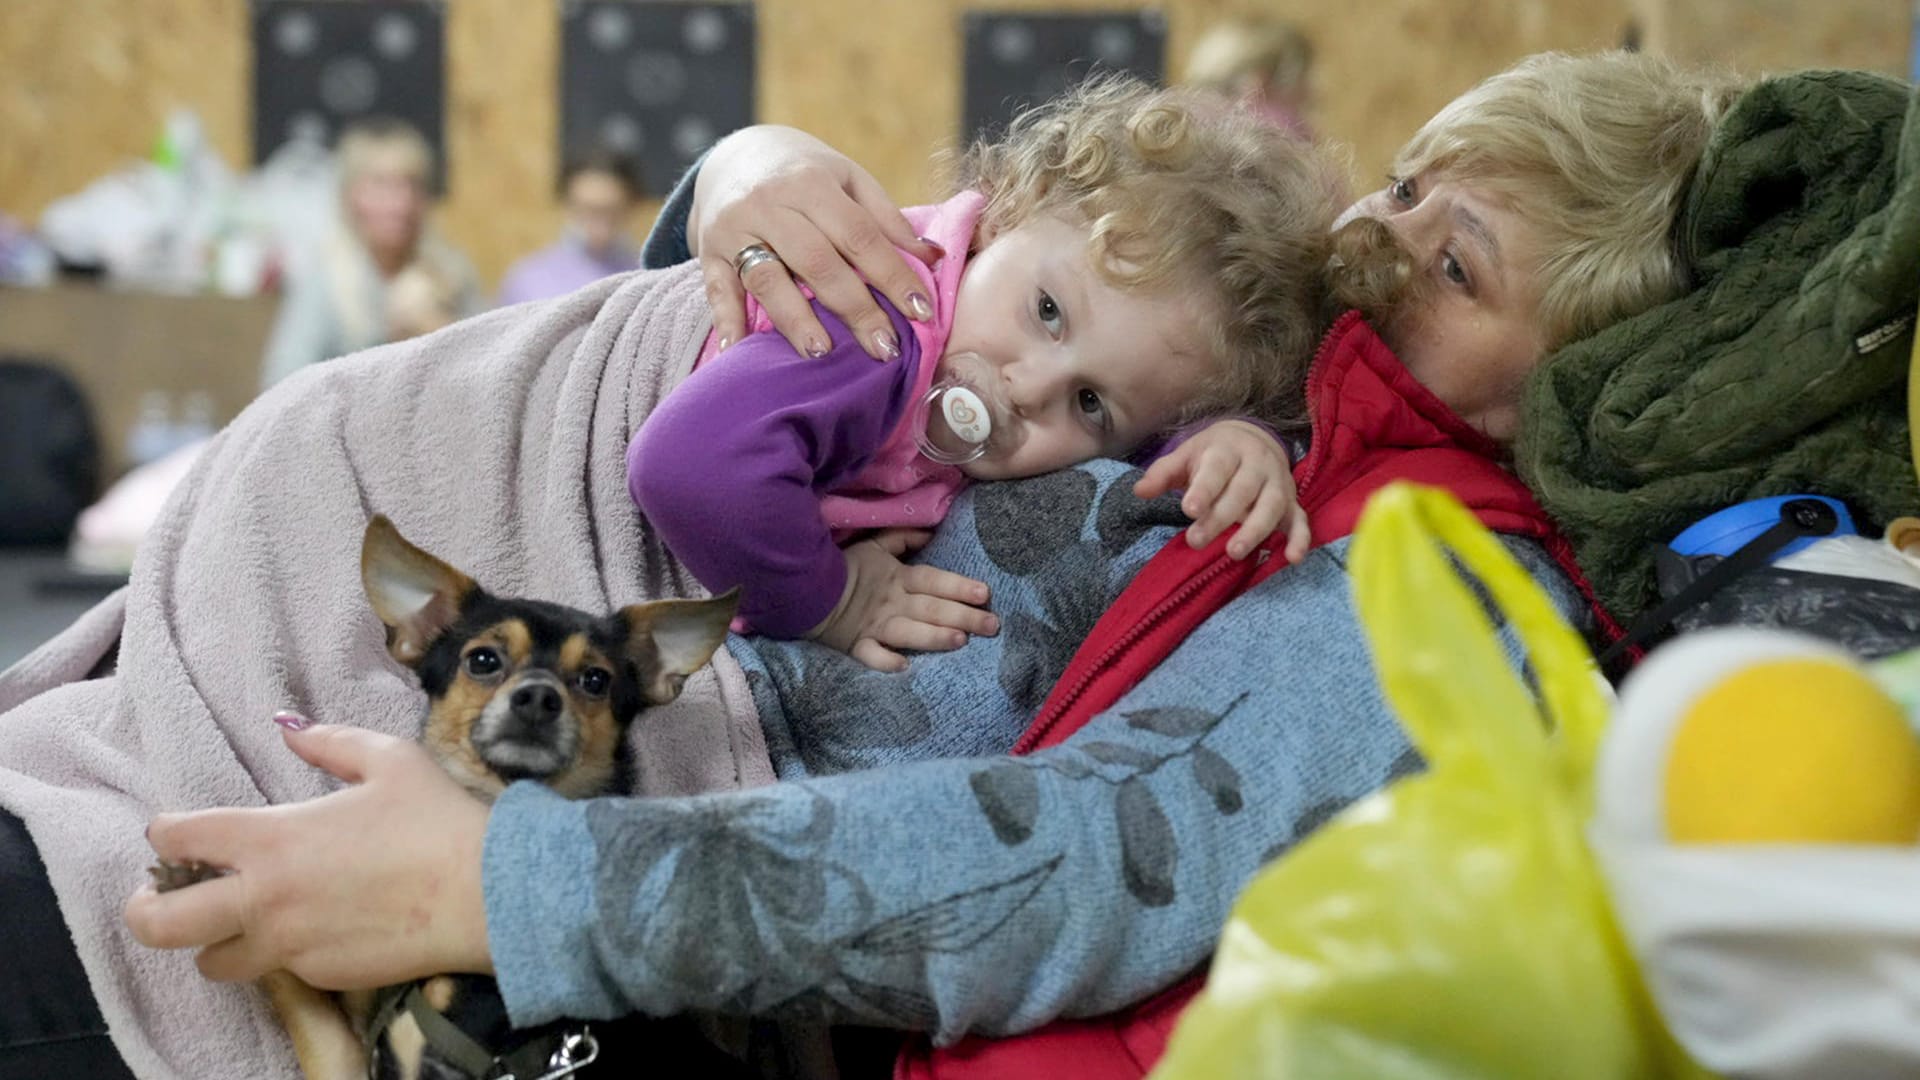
[465, 648, 502, 677]
[1389, 176, 1417, 205]
[578, 667, 612, 698]
[1036, 290, 1064, 336]
[1075, 387, 1111, 431]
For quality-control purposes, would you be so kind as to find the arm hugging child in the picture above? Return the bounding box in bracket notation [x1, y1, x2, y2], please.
[629, 76, 1342, 670]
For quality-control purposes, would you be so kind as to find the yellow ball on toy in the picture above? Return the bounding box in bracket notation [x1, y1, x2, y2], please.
[1663, 656, 1920, 844]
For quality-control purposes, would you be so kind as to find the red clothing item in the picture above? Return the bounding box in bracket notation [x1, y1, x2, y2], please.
[897, 312, 1618, 1080]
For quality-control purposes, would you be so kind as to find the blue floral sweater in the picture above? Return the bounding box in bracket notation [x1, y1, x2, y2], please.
[480, 178, 1586, 1040]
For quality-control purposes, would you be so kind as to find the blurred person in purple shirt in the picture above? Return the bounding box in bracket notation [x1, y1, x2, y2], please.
[497, 148, 643, 306]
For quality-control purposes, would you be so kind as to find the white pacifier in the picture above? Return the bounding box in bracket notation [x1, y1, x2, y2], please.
[913, 351, 1007, 466]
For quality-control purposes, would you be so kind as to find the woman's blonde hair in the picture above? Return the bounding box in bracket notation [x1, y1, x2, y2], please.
[951, 75, 1342, 432]
[1184, 18, 1314, 98]
[1387, 50, 1747, 348]
[336, 116, 434, 195]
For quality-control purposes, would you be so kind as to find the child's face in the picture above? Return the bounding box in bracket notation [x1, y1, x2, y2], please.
[943, 212, 1213, 480]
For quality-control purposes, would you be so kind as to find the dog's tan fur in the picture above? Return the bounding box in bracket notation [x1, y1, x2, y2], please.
[251, 516, 738, 1080]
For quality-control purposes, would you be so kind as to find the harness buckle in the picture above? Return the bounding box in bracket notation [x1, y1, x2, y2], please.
[516, 1027, 599, 1080]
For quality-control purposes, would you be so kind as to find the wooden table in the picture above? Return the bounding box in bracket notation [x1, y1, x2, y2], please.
[0, 282, 278, 479]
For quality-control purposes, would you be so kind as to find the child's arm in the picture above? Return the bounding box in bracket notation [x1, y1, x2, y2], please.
[1133, 418, 1311, 563]
[807, 530, 995, 673]
[629, 298, 993, 650]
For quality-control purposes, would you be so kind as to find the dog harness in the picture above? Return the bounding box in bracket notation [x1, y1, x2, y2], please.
[364, 980, 600, 1080]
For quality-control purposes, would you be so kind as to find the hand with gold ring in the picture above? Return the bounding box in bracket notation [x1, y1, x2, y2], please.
[690, 125, 940, 361]
[732, 243, 784, 280]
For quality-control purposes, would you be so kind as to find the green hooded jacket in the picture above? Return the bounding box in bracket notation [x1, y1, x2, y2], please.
[1516, 70, 1920, 623]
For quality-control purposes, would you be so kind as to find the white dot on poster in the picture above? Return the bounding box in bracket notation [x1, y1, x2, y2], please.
[600, 113, 646, 154]
[673, 115, 716, 158]
[683, 8, 728, 54]
[287, 110, 330, 146]
[373, 13, 418, 61]
[1091, 24, 1137, 65]
[588, 6, 631, 51]
[320, 55, 380, 114]
[626, 51, 688, 107]
[990, 22, 1035, 65]
[274, 11, 318, 57]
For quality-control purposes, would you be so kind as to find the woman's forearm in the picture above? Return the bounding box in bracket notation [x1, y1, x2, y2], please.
[484, 537, 1433, 1041]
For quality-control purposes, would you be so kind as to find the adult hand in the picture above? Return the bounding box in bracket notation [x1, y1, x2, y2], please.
[124, 722, 492, 990]
[809, 530, 997, 672]
[691, 125, 941, 361]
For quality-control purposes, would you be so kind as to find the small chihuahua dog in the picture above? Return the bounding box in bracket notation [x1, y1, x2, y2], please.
[157, 515, 739, 1080]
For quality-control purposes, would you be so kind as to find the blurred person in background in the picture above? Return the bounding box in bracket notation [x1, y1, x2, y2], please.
[496, 147, 643, 306]
[1183, 16, 1318, 141]
[259, 117, 481, 390]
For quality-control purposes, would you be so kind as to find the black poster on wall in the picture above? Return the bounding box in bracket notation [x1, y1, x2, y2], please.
[251, 0, 447, 189]
[962, 9, 1167, 144]
[560, 0, 756, 197]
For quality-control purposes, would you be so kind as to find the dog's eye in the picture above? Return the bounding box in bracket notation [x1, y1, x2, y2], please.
[578, 667, 612, 698]
[465, 648, 502, 677]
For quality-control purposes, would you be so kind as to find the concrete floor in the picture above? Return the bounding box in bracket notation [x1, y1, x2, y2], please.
[0, 548, 121, 672]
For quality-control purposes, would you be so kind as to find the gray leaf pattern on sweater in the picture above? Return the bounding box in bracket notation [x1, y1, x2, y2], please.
[973, 692, 1250, 905]
[996, 540, 1117, 713]
[732, 460, 1187, 779]
[743, 643, 932, 776]
[976, 468, 1099, 575]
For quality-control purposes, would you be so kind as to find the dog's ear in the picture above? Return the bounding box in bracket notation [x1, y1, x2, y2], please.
[619, 589, 741, 704]
[361, 515, 476, 665]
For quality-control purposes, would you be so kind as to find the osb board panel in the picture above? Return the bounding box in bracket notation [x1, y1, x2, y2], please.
[1, 0, 1903, 289]
[756, 0, 1636, 217]
[0, 283, 277, 477]
[439, 0, 566, 292]
[0, 0, 252, 232]
[1634, 0, 1909, 78]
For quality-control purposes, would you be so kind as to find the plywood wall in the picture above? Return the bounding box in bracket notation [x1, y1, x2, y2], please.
[1, 0, 1908, 288]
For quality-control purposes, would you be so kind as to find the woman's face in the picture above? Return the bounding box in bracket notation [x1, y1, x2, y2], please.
[346, 163, 427, 263]
[1335, 172, 1547, 443]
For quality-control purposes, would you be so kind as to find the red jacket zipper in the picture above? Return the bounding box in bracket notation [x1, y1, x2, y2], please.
[1014, 552, 1246, 753]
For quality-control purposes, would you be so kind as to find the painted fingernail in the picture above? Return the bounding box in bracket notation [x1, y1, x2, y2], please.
[918, 236, 947, 259]
[872, 329, 901, 360]
[907, 292, 933, 321]
[272, 710, 311, 732]
[718, 335, 732, 351]
[805, 336, 829, 358]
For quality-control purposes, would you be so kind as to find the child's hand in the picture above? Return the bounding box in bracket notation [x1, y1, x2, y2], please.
[1135, 419, 1311, 563]
[809, 530, 998, 672]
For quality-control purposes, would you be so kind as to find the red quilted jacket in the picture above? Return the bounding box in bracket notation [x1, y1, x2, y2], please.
[895, 312, 1618, 1080]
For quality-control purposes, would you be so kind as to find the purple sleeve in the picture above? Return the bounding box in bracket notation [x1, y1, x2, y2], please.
[628, 295, 922, 637]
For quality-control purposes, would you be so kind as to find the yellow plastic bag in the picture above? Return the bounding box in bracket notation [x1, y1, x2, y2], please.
[1151, 482, 1709, 1080]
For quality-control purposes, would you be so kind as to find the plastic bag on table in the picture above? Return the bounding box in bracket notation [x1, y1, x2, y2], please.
[1152, 482, 1708, 1080]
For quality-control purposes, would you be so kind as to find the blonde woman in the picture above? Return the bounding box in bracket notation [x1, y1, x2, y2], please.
[260, 117, 481, 390]
[1182, 16, 1318, 139]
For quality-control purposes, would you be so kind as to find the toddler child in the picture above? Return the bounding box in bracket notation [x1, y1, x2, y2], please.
[630, 76, 1340, 670]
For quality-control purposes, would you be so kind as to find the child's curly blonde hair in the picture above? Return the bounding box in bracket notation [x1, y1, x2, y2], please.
[950, 75, 1342, 433]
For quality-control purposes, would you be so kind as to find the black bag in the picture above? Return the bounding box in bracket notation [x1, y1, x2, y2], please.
[0, 358, 99, 545]
[1658, 557, 1920, 660]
